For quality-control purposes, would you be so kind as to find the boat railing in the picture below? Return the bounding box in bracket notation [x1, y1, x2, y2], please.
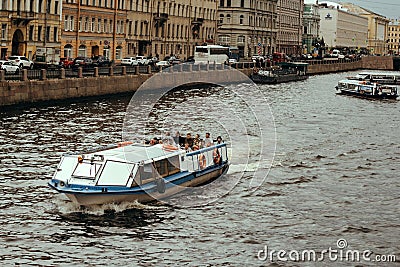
[184, 143, 228, 172]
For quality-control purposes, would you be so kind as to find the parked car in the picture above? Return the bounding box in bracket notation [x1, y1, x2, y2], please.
[185, 56, 195, 63]
[147, 56, 159, 65]
[0, 60, 20, 73]
[59, 57, 74, 68]
[331, 49, 345, 59]
[136, 56, 150, 65]
[155, 60, 170, 69]
[72, 57, 93, 69]
[121, 57, 139, 66]
[92, 55, 112, 67]
[8, 56, 34, 69]
[170, 58, 182, 65]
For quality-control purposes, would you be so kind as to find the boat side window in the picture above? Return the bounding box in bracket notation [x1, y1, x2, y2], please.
[167, 156, 180, 175]
[348, 84, 356, 89]
[141, 163, 155, 182]
[140, 157, 181, 184]
[154, 156, 180, 177]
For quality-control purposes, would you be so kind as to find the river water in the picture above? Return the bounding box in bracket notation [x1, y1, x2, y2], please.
[0, 70, 399, 266]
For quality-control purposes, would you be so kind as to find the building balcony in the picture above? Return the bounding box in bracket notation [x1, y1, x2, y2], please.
[11, 11, 37, 26]
[191, 18, 204, 26]
[153, 13, 168, 27]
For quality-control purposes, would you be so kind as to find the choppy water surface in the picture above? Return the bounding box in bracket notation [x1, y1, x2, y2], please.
[0, 71, 399, 266]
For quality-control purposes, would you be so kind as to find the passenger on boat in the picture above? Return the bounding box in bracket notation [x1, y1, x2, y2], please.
[184, 142, 192, 152]
[162, 131, 176, 146]
[174, 131, 185, 147]
[204, 132, 212, 147]
[192, 145, 199, 151]
[215, 136, 223, 144]
[185, 133, 194, 148]
[149, 137, 161, 145]
[193, 134, 201, 148]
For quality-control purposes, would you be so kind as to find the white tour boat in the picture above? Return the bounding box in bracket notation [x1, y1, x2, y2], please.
[335, 79, 398, 99]
[48, 142, 229, 206]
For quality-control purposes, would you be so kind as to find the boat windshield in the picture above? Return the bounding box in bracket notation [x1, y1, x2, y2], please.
[72, 162, 102, 179]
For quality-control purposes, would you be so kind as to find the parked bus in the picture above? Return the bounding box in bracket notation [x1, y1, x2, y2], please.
[194, 45, 229, 64]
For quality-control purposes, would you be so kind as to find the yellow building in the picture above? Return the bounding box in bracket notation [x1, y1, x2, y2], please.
[388, 19, 400, 55]
[62, 0, 217, 61]
[341, 3, 389, 55]
[62, 0, 127, 61]
[0, 0, 62, 60]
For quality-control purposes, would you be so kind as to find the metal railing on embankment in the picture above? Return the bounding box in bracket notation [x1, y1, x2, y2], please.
[0, 65, 158, 82]
[0, 57, 364, 82]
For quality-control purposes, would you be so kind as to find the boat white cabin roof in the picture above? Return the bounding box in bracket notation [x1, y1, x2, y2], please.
[79, 143, 183, 164]
[355, 71, 400, 78]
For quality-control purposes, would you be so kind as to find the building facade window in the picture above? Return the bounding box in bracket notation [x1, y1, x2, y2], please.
[237, 35, 245, 44]
[29, 25, 34, 41]
[78, 45, 87, 57]
[103, 46, 110, 58]
[38, 26, 42, 41]
[64, 44, 73, 57]
[218, 35, 230, 44]
[53, 27, 58, 42]
[1, 24, 7, 40]
[116, 46, 122, 59]
[46, 26, 51, 41]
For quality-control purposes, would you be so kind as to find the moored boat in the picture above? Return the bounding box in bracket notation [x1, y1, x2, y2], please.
[335, 79, 398, 99]
[48, 141, 229, 206]
[250, 62, 308, 84]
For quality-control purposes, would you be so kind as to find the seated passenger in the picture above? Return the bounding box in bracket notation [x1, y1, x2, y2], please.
[204, 132, 212, 147]
[185, 133, 194, 148]
[193, 134, 201, 148]
[184, 142, 192, 152]
[162, 131, 176, 146]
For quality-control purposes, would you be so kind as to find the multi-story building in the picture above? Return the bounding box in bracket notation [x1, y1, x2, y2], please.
[388, 19, 400, 55]
[302, 0, 320, 54]
[125, 0, 218, 60]
[62, 0, 127, 61]
[62, 0, 217, 61]
[217, 0, 278, 59]
[276, 0, 304, 55]
[318, 2, 368, 51]
[0, 0, 62, 60]
[341, 2, 389, 55]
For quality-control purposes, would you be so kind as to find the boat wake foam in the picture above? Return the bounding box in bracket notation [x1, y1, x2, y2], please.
[53, 196, 163, 215]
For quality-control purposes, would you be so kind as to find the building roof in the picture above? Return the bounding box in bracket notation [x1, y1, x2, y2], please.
[340, 2, 387, 18]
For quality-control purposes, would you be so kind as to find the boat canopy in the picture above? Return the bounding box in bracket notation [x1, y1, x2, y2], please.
[84, 143, 183, 164]
[278, 62, 309, 72]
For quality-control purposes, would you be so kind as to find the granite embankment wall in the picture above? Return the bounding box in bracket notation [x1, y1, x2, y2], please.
[0, 74, 151, 107]
[0, 56, 394, 107]
[308, 56, 393, 75]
